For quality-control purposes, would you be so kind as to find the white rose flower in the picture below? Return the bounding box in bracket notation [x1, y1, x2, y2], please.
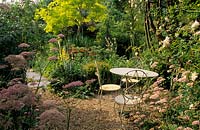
[162, 36, 170, 48]
[191, 20, 200, 30]
[164, 17, 169, 22]
[191, 72, 198, 81]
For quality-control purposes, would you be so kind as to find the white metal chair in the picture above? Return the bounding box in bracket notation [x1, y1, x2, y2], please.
[94, 61, 121, 123]
[114, 69, 148, 129]
[95, 61, 121, 98]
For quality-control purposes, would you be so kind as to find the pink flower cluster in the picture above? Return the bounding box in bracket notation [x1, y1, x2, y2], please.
[38, 108, 66, 129]
[48, 34, 65, 43]
[4, 54, 27, 70]
[18, 43, 30, 48]
[48, 38, 58, 43]
[0, 84, 37, 111]
[48, 56, 58, 61]
[62, 81, 84, 89]
[57, 33, 65, 38]
[19, 51, 35, 60]
[85, 78, 96, 85]
[173, 69, 198, 87]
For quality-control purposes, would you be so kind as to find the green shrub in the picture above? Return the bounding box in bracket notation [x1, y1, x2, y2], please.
[140, 1, 200, 128]
[0, 1, 48, 87]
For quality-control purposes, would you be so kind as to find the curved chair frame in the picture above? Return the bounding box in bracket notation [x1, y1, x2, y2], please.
[114, 69, 149, 129]
[95, 61, 121, 98]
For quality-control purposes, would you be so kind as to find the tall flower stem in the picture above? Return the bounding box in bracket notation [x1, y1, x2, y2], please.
[66, 108, 71, 130]
[35, 61, 50, 94]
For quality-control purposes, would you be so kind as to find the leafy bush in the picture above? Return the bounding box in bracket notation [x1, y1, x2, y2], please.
[96, 0, 146, 58]
[0, 1, 48, 87]
[35, 0, 108, 34]
[139, 1, 200, 129]
[0, 2, 46, 59]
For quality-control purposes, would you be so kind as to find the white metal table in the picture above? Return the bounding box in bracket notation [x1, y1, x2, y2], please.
[110, 67, 159, 78]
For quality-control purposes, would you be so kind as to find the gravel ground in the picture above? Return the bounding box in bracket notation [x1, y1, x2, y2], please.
[27, 70, 129, 130]
[40, 91, 136, 130]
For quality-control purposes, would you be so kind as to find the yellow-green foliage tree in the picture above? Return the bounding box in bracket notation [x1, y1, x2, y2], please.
[35, 0, 108, 34]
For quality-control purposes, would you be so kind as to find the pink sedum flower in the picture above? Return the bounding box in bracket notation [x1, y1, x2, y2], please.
[150, 93, 160, 100]
[48, 38, 58, 43]
[48, 56, 58, 61]
[183, 127, 193, 130]
[156, 98, 168, 104]
[192, 120, 200, 125]
[0, 64, 8, 69]
[194, 31, 200, 35]
[85, 79, 96, 85]
[4, 55, 27, 70]
[177, 76, 188, 83]
[150, 61, 158, 68]
[182, 71, 190, 76]
[162, 36, 171, 48]
[169, 64, 175, 69]
[57, 34, 65, 38]
[62, 81, 84, 89]
[176, 126, 184, 130]
[173, 77, 178, 82]
[186, 82, 194, 87]
[18, 43, 30, 48]
[50, 47, 59, 52]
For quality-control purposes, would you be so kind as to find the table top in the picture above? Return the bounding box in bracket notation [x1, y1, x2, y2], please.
[110, 67, 159, 78]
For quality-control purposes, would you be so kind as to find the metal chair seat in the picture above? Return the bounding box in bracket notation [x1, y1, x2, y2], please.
[101, 84, 121, 91]
[121, 78, 139, 83]
[115, 94, 141, 105]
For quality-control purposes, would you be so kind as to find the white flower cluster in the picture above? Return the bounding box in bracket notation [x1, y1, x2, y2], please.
[173, 69, 198, 86]
[159, 36, 171, 51]
[191, 20, 200, 36]
[191, 20, 199, 31]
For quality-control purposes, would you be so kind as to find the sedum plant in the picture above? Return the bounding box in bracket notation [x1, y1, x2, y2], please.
[0, 83, 39, 130]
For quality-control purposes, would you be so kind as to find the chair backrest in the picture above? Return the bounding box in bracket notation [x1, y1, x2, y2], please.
[121, 69, 148, 96]
[94, 61, 102, 90]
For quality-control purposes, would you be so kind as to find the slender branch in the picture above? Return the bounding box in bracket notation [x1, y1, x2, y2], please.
[144, 1, 151, 50]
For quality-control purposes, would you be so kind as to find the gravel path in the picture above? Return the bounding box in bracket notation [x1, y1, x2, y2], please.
[26, 70, 50, 88]
[40, 90, 136, 130]
[26, 70, 136, 130]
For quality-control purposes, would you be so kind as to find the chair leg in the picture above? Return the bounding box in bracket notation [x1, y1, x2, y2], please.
[97, 88, 103, 123]
[119, 103, 129, 130]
